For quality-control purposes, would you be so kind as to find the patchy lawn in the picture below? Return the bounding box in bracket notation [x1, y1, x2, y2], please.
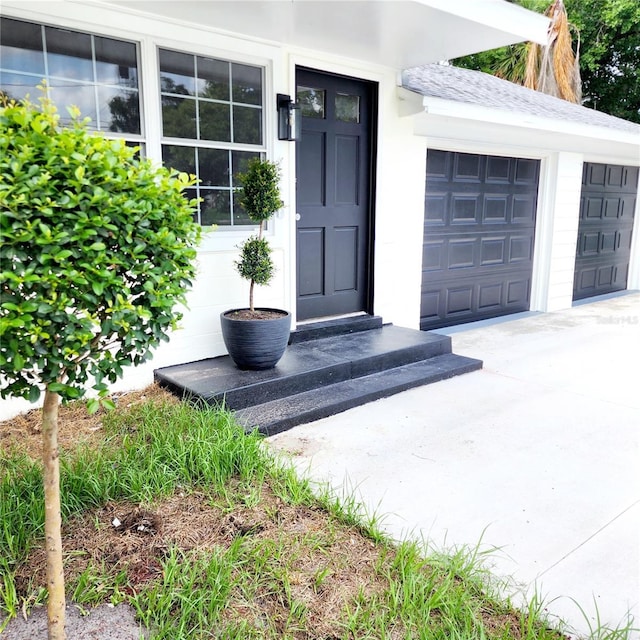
[1, 387, 578, 639]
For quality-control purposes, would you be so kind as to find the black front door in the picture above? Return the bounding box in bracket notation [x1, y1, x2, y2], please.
[295, 68, 374, 321]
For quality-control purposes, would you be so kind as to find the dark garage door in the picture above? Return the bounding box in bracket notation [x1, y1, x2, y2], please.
[421, 150, 540, 330]
[573, 162, 638, 301]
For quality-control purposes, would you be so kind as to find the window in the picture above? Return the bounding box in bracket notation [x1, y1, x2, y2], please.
[0, 17, 142, 137]
[159, 48, 265, 226]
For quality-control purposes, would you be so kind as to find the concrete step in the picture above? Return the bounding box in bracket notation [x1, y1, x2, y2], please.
[233, 353, 482, 436]
[289, 314, 383, 344]
[155, 324, 454, 410]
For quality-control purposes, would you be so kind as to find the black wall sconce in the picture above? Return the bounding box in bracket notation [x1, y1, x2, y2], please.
[277, 93, 301, 142]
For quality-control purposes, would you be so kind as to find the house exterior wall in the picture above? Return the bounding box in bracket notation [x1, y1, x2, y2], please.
[0, 2, 427, 419]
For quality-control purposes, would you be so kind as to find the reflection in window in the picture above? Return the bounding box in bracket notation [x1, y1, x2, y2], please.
[159, 49, 265, 226]
[297, 86, 325, 119]
[162, 145, 261, 226]
[0, 17, 141, 136]
[159, 48, 263, 145]
[336, 93, 360, 123]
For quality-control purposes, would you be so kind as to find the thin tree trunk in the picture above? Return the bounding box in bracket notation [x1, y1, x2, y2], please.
[249, 220, 263, 314]
[42, 389, 65, 640]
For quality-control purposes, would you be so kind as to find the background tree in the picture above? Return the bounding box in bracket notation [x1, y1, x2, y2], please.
[453, 0, 640, 123]
[0, 95, 201, 639]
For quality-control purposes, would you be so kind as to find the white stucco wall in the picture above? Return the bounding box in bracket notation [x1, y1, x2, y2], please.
[0, 2, 427, 419]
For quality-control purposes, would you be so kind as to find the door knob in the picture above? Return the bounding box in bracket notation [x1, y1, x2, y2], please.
[295, 213, 301, 221]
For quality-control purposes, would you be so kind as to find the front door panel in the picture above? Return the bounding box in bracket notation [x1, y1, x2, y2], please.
[296, 69, 373, 321]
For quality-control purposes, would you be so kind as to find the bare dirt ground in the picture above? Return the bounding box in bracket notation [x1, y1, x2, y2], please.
[0, 602, 148, 640]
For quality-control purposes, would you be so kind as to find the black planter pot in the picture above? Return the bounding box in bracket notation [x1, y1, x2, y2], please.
[221, 308, 291, 370]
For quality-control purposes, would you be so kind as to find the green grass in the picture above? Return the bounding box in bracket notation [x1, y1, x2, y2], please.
[0, 398, 637, 639]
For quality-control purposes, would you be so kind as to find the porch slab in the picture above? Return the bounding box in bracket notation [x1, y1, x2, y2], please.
[155, 322, 482, 434]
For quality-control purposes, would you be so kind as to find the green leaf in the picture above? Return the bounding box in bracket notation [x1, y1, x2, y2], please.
[27, 386, 41, 403]
[100, 397, 116, 411]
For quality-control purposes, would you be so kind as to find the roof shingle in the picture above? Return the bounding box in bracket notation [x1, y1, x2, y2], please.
[402, 64, 640, 136]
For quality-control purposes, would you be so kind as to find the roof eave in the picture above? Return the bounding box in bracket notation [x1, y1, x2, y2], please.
[420, 96, 640, 150]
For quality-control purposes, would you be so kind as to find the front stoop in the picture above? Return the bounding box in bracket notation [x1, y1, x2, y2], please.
[154, 318, 482, 436]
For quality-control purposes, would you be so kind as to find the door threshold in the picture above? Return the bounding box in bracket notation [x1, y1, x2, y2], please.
[296, 311, 368, 326]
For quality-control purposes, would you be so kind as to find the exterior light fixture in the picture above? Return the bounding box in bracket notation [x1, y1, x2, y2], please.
[277, 93, 301, 141]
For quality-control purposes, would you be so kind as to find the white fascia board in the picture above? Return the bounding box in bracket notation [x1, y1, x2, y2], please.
[421, 96, 640, 153]
[418, 0, 550, 45]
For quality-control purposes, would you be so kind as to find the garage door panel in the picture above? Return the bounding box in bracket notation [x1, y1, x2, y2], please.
[420, 272, 532, 330]
[573, 162, 637, 301]
[454, 153, 482, 182]
[424, 232, 533, 274]
[448, 239, 475, 269]
[512, 194, 537, 222]
[514, 158, 539, 185]
[486, 156, 510, 183]
[509, 235, 534, 263]
[483, 196, 509, 222]
[425, 193, 447, 224]
[422, 150, 539, 330]
[451, 194, 480, 223]
[480, 238, 505, 266]
[426, 148, 450, 179]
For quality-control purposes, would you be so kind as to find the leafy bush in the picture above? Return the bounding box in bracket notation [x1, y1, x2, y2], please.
[0, 94, 201, 403]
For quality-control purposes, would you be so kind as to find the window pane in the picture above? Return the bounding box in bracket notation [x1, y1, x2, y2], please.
[159, 49, 195, 95]
[162, 145, 196, 174]
[199, 101, 230, 142]
[49, 82, 97, 125]
[197, 56, 229, 101]
[45, 26, 93, 81]
[231, 151, 261, 186]
[297, 86, 325, 119]
[232, 63, 261, 106]
[126, 141, 144, 159]
[95, 37, 138, 88]
[0, 18, 44, 75]
[0, 71, 39, 102]
[162, 95, 196, 138]
[199, 148, 229, 187]
[185, 188, 199, 223]
[335, 93, 360, 123]
[233, 106, 261, 144]
[98, 87, 140, 134]
[232, 196, 253, 225]
[201, 189, 231, 226]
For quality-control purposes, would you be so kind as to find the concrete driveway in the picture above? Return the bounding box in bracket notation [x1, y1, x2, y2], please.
[268, 292, 640, 638]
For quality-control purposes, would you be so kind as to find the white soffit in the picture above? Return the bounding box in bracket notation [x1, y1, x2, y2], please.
[90, 0, 550, 69]
[420, 96, 640, 151]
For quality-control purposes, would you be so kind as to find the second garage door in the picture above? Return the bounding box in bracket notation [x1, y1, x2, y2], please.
[421, 150, 540, 330]
[573, 162, 638, 301]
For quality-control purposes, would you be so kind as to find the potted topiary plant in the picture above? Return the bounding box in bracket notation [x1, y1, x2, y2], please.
[220, 158, 291, 369]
